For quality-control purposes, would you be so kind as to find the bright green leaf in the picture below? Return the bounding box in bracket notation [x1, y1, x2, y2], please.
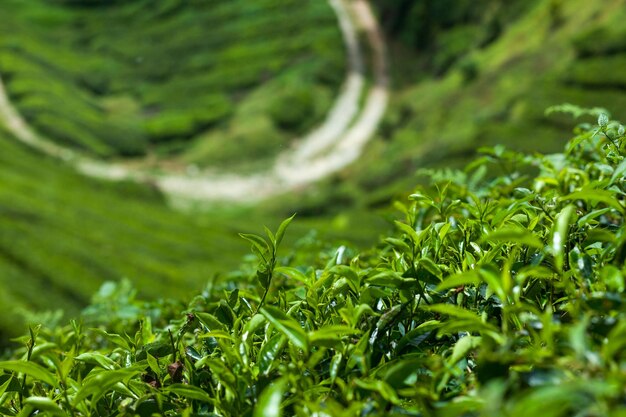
[261, 306, 309, 353]
[254, 379, 287, 417]
[0, 361, 59, 388]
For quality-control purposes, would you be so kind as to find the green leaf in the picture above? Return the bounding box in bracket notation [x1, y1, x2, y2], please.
[73, 366, 143, 405]
[75, 353, 117, 370]
[90, 328, 132, 351]
[275, 214, 296, 247]
[198, 330, 234, 341]
[137, 342, 173, 360]
[239, 233, 270, 257]
[419, 258, 443, 280]
[166, 383, 213, 404]
[376, 355, 424, 389]
[552, 205, 576, 271]
[561, 189, 622, 212]
[354, 378, 401, 405]
[261, 306, 309, 353]
[483, 227, 544, 249]
[385, 237, 412, 254]
[146, 353, 160, 376]
[577, 208, 612, 226]
[274, 266, 309, 284]
[479, 267, 507, 301]
[243, 314, 267, 341]
[22, 397, 66, 416]
[264, 226, 276, 248]
[258, 334, 287, 376]
[610, 159, 626, 186]
[0, 376, 13, 397]
[436, 271, 480, 291]
[0, 360, 59, 388]
[308, 326, 359, 348]
[394, 220, 421, 246]
[449, 336, 481, 365]
[422, 304, 483, 321]
[257, 268, 272, 291]
[395, 321, 439, 352]
[254, 379, 287, 417]
[330, 265, 360, 292]
[195, 312, 227, 332]
[330, 352, 343, 382]
[601, 265, 624, 292]
[367, 271, 417, 289]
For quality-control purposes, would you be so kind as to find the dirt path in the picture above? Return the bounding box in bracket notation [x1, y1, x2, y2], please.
[0, 0, 389, 204]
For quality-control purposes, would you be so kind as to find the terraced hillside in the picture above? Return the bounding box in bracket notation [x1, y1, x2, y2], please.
[0, 0, 344, 169]
[0, 129, 389, 339]
[292, 0, 626, 209]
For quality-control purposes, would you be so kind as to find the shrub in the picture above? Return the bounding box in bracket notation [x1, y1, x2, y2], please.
[269, 87, 315, 133]
[2, 109, 626, 416]
[572, 26, 626, 58]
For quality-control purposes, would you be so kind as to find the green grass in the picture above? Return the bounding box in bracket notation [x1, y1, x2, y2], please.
[0, 0, 345, 167]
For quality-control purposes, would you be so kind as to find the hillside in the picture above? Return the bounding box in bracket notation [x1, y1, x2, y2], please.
[0, 0, 344, 170]
[0, 128, 394, 339]
[285, 0, 626, 211]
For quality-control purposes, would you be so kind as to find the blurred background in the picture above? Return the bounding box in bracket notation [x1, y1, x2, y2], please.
[0, 0, 624, 340]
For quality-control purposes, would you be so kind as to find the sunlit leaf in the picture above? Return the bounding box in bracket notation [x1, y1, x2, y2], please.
[258, 334, 287, 376]
[195, 312, 227, 332]
[22, 397, 66, 416]
[261, 306, 309, 353]
[254, 379, 287, 417]
[75, 352, 117, 370]
[275, 214, 296, 247]
[449, 335, 481, 365]
[483, 227, 544, 249]
[166, 384, 213, 404]
[552, 205, 576, 271]
[0, 361, 58, 388]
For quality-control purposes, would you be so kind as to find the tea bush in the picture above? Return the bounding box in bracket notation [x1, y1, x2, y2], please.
[0, 0, 344, 163]
[2, 109, 626, 416]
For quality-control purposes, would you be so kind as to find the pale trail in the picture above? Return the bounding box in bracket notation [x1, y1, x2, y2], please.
[0, 0, 388, 204]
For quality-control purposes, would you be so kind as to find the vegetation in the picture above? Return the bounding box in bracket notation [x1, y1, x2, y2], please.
[0, 130, 388, 340]
[0, 0, 344, 167]
[373, 0, 537, 75]
[291, 0, 626, 214]
[2, 1, 626, 414]
[2, 111, 626, 415]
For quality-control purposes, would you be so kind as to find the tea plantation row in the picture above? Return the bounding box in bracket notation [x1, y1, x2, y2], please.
[0, 0, 344, 168]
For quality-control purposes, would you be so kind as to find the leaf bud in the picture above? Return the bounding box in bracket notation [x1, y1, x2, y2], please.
[598, 113, 609, 128]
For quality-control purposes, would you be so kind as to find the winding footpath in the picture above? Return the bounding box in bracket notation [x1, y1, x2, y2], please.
[0, 0, 388, 204]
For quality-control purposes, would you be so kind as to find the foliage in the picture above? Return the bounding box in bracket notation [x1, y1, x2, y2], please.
[373, 0, 536, 74]
[0, 0, 344, 165]
[269, 87, 315, 133]
[2, 111, 626, 415]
